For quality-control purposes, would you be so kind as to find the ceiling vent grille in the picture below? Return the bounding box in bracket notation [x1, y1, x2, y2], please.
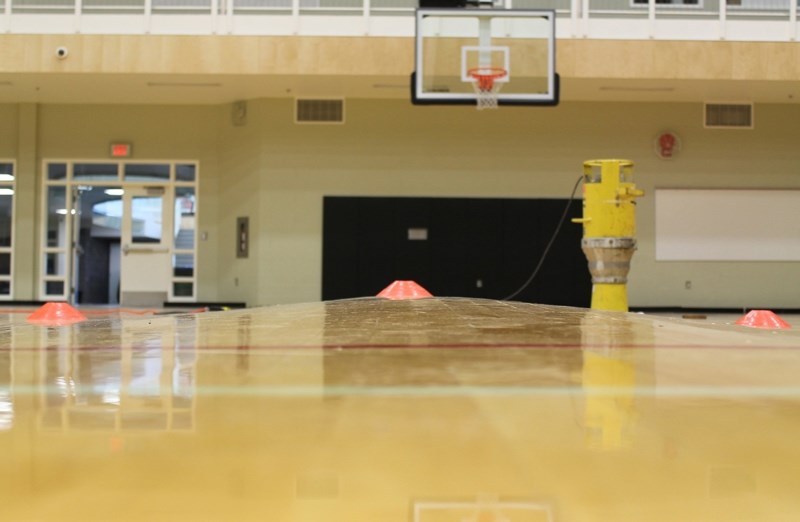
[296, 99, 345, 124]
[704, 103, 753, 129]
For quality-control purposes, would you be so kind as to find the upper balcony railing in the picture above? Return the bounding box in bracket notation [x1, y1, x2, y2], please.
[1, 0, 797, 40]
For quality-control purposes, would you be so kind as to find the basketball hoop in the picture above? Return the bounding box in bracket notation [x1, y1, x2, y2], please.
[468, 67, 507, 110]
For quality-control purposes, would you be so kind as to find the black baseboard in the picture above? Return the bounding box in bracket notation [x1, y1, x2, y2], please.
[631, 306, 800, 315]
[163, 301, 247, 310]
[1, 300, 248, 310]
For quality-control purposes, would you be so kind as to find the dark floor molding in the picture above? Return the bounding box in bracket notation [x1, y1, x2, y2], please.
[163, 301, 247, 310]
[0, 300, 247, 310]
[632, 307, 800, 314]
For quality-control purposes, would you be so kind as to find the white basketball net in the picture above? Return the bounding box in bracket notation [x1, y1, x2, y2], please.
[469, 69, 506, 111]
[472, 83, 502, 110]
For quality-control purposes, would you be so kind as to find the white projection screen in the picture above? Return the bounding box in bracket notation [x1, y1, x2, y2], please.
[655, 189, 800, 261]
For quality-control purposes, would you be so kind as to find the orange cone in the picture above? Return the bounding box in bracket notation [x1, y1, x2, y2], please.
[735, 310, 791, 330]
[377, 280, 433, 300]
[27, 302, 88, 325]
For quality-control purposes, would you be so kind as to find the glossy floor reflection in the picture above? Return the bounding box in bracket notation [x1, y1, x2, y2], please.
[1, 298, 800, 521]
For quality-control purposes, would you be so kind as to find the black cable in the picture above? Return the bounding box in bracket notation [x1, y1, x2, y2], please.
[502, 174, 584, 302]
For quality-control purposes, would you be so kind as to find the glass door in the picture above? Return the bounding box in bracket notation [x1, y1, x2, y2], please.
[120, 187, 172, 307]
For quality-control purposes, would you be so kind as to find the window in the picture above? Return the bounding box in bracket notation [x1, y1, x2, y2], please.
[0, 162, 14, 299]
[172, 180, 197, 299]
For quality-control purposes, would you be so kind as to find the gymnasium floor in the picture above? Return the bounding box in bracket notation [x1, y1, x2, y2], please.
[1, 297, 799, 521]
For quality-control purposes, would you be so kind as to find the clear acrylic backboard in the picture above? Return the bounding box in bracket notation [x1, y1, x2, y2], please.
[412, 8, 558, 107]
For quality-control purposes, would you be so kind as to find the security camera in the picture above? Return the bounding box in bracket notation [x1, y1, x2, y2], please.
[56, 47, 69, 59]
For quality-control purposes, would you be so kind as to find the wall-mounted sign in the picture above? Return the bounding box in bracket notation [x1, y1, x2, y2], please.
[110, 143, 132, 158]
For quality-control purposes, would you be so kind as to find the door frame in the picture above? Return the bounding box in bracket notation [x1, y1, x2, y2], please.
[39, 160, 199, 305]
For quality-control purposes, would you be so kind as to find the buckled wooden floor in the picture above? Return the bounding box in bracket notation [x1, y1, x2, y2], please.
[1, 298, 799, 521]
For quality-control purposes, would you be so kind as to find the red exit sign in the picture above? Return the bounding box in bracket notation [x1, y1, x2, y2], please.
[110, 143, 132, 158]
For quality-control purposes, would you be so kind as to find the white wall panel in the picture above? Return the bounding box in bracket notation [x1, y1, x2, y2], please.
[655, 189, 800, 261]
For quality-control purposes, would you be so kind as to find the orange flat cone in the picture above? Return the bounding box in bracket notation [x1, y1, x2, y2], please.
[27, 302, 87, 325]
[735, 310, 791, 330]
[377, 280, 433, 300]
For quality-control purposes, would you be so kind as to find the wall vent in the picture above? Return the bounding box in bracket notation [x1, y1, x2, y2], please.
[296, 99, 345, 124]
[704, 103, 753, 129]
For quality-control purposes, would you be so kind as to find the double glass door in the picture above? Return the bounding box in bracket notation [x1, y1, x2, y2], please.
[42, 162, 197, 306]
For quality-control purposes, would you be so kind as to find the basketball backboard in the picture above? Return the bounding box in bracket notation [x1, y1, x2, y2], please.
[412, 8, 558, 107]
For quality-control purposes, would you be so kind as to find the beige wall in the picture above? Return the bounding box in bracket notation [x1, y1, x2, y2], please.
[2, 98, 799, 308]
[216, 102, 264, 305]
[3, 103, 222, 301]
[0, 106, 18, 155]
[249, 98, 800, 308]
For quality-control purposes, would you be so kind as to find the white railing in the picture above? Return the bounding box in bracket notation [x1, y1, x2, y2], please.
[1, 0, 798, 40]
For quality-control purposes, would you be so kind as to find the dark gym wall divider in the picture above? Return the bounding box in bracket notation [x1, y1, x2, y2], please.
[322, 196, 590, 307]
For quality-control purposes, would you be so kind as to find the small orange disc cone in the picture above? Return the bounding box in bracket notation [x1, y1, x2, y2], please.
[27, 302, 88, 325]
[377, 280, 433, 300]
[735, 310, 791, 330]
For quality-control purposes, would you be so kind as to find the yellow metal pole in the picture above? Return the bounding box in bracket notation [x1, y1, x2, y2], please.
[572, 160, 644, 312]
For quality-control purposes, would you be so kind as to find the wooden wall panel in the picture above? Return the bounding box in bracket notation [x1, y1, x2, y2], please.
[2, 34, 800, 83]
